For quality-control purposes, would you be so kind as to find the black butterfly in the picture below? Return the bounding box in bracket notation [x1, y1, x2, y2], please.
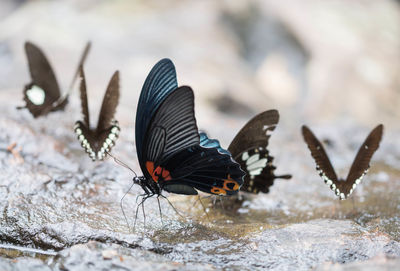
[19, 41, 91, 118]
[132, 58, 245, 198]
[74, 67, 120, 161]
[302, 124, 383, 200]
[224, 110, 292, 194]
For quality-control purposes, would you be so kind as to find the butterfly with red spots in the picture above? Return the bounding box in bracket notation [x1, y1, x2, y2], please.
[131, 59, 245, 199]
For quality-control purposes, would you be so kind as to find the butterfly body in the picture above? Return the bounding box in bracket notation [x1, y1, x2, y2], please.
[20, 42, 90, 118]
[302, 124, 383, 200]
[133, 59, 244, 198]
[74, 68, 120, 161]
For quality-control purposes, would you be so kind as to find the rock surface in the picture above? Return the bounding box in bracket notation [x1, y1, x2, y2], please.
[0, 0, 399, 270]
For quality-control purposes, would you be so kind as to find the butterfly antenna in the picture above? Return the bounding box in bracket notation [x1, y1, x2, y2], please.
[67, 41, 92, 95]
[106, 151, 137, 178]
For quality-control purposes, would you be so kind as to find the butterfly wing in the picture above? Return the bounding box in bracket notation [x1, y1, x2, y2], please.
[141, 86, 244, 195]
[227, 110, 291, 194]
[228, 110, 279, 156]
[23, 42, 62, 117]
[78, 67, 90, 127]
[142, 86, 199, 167]
[135, 59, 178, 160]
[343, 124, 383, 196]
[162, 145, 245, 196]
[97, 71, 120, 132]
[74, 68, 120, 161]
[302, 125, 339, 186]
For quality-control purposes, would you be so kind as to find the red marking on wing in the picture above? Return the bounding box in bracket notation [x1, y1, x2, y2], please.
[145, 161, 172, 182]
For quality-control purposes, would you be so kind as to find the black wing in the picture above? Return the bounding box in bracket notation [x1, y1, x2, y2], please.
[22, 42, 62, 117]
[78, 66, 90, 127]
[343, 124, 383, 194]
[97, 71, 120, 131]
[135, 59, 178, 160]
[229, 110, 279, 156]
[141, 87, 244, 195]
[302, 125, 339, 185]
[227, 110, 291, 194]
[142, 86, 199, 167]
[162, 145, 245, 196]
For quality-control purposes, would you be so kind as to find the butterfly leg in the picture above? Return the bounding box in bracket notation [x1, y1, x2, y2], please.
[159, 194, 185, 220]
[197, 196, 210, 222]
[218, 196, 225, 210]
[133, 194, 152, 231]
[156, 195, 164, 226]
[120, 181, 135, 233]
[142, 198, 146, 230]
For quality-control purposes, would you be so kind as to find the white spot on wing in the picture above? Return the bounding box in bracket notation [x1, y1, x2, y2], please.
[246, 154, 260, 165]
[247, 158, 268, 171]
[242, 152, 249, 161]
[26, 85, 45, 105]
[249, 168, 263, 176]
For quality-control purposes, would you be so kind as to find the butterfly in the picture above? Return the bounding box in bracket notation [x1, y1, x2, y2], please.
[132, 58, 245, 198]
[74, 67, 120, 161]
[302, 124, 383, 200]
[223, 110, 292, 194]
[19, 41, 91, 118]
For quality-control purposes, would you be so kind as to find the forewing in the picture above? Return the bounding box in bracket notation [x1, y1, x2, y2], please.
[227, 110, 291, 194]
[78, 67, 90, 127]
[228, 110, 279, 157]
[302, 125, 338, 183]
[24, 42, 61, 101]
[135, 59, 178, 160]
[141, 86, 199, 172]
[97, 71, 120, 131]
[345, 124, 383, 186]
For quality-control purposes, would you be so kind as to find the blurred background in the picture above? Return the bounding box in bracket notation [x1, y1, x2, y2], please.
[1, 0, 399, 131]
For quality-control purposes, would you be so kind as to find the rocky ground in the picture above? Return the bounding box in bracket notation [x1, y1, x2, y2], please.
[0, 0, 399, 270]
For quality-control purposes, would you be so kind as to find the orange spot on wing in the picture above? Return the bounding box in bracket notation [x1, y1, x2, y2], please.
[211, 187, 227, 195]
[222, 175, 240, 191]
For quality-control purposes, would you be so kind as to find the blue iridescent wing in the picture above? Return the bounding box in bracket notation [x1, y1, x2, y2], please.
[199, 132, 231, 155]
[135, 58, 178, 161]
